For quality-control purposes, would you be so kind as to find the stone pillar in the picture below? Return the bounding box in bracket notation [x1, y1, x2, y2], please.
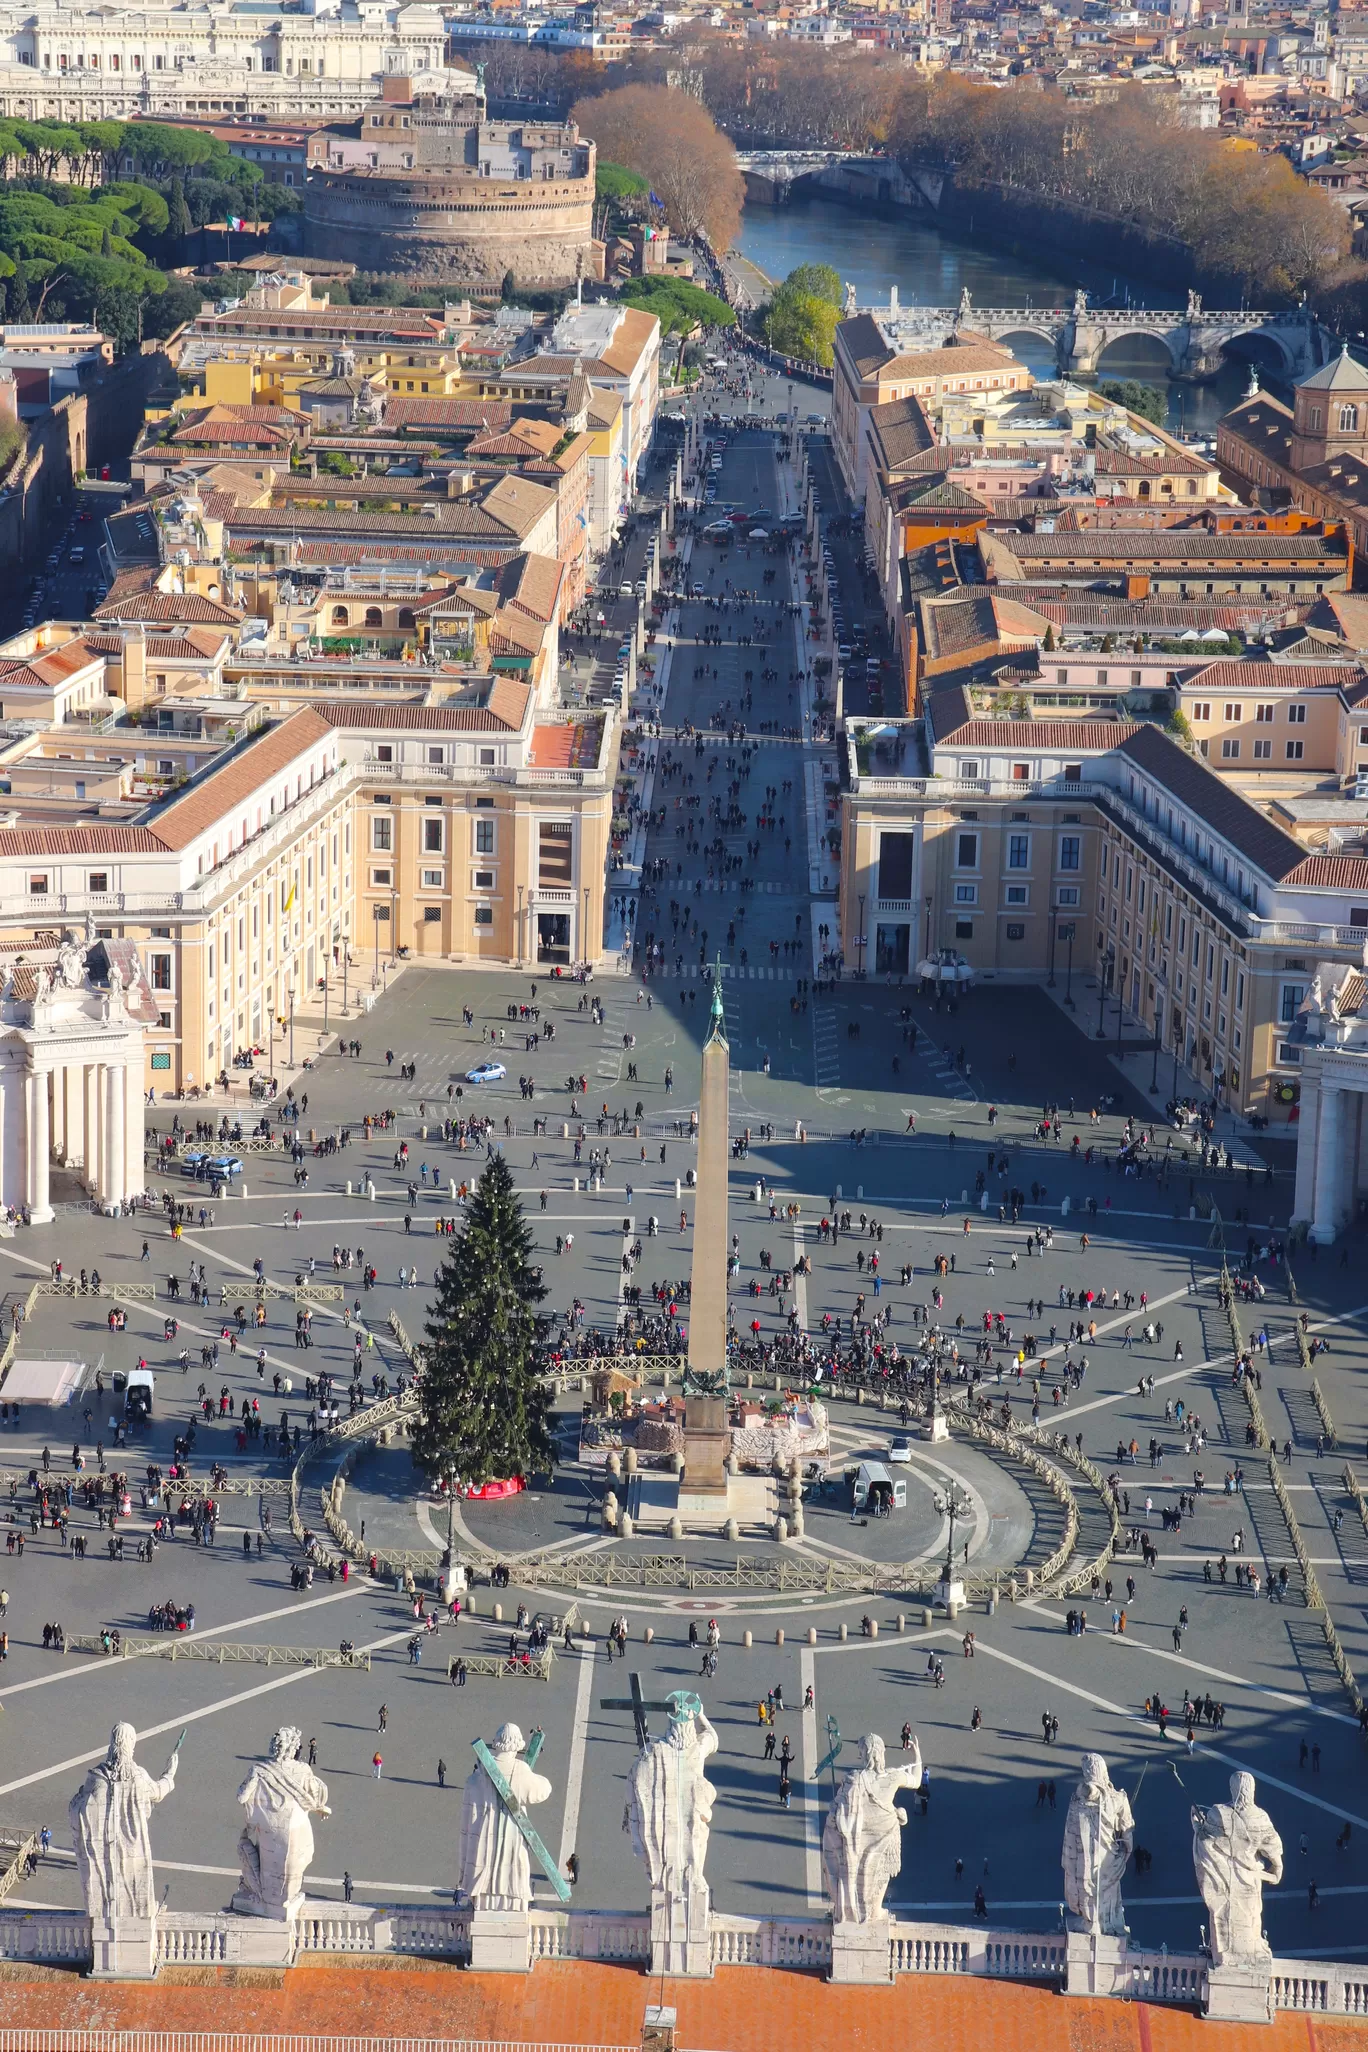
[468, 1907, 532, 1972]
[1291, 1070, 1319, 1229]
[29, 1067, 51, 1222]
[50, 1064, 64, 1161]
[105, 1064, 126, 1209]
[85, 1064, 101, 1197]
[830, 1918, 893, 1984]
[1310, 1084, 1343, 1244]
[124, 1061, 144, 1195]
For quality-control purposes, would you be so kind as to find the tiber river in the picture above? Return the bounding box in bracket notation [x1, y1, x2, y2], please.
[734, 193, 1255, 435]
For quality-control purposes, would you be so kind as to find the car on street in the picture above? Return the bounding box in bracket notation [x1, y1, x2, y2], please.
[205, 1153, 243, 1179]
[465, 1060, 507, 1084]
[888, 1436, 913, 1464]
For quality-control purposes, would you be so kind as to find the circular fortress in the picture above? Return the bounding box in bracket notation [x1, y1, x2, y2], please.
[306, 76, 595, 289]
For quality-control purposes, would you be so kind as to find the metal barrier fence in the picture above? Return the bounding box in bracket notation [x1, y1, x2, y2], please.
[0, 2038, 635, 2052]
[64, 1635, 371, 1670]
[0, 1828, 37, 1905]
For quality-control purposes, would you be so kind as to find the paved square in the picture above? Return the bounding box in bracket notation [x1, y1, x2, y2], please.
[0, 407, 1363, 1975]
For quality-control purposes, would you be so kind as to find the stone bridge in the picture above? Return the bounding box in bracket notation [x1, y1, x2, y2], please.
[736, 151, 911, 208]
[854, 289, 1332, 383]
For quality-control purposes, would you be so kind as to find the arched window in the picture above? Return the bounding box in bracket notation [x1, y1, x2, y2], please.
[364, 607, 383, 628]
[1341, 404, 1359, 432]
[397, 608, 415, 630]
[330, 605, 348, 626]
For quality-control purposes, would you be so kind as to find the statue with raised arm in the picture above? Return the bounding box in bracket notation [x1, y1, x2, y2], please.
[822, 1732, 922, 1923]
[69, 1722, 178, 1922]
[1062, 1752, 1133, 1938]
[458, 1722, 552, 1912]
[234, 1726, 330, 1919]
[1192, 1771, 1283, 1966]
[628, 1690, 718, 1974]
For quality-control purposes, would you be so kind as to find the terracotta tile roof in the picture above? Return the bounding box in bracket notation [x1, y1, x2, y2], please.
[499, 552, 564, 624]
[94, 591, 244, 626]
[837, 312, 894, 379]
[1116, 724, 1306, 881]
[1004, 531, 1347, 562]
[884, 342, 1023, 380]
[938, 716, 1140, 749]
[480, 474, 557, 538]
[0, 824, 167, 854]
[384, 398, 514, 431]
[148, 708, 334, 851]
[1180, 660, 1366, 691]
[319, 690, 528, 734]
[1285, 854, 1368, 889]
[600, 306, 659, 377]
[142, 629, 232, 660]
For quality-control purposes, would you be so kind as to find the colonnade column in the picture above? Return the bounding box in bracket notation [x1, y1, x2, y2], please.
[1310, 1084, 1344, 1244]
[85, 1063, 101, 1199]
[28, 1067, 51, 1222]
[104, 1064, 125, 1210]
[64, 1064, 85, 1171]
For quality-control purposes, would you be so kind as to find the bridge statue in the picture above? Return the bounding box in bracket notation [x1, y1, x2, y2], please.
[957, 287, 972, 324]
[844, 282, 857, 317]
[1187, 288, 1203, 320]
[1072, 287, 1087, 321]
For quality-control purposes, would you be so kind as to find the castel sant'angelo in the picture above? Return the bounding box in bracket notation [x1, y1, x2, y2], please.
[305, 70, 596, 289]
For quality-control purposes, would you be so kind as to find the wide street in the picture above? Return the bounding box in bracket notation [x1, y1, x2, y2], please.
[0, 368, 1365, 1969]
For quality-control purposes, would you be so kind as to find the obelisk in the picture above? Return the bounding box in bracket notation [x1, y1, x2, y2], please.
[680, 972, 732, 1503]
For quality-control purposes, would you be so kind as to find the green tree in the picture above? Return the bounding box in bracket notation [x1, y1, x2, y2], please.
[413, 1156, 552, 1553]
[761, 277, 839, 368]
[620, 274, 734, 336]
[783, 262, 841, 307]
[166, 176, 192, 243]
[100, 224, 113, 259]
[1100, 379, 1166, 426]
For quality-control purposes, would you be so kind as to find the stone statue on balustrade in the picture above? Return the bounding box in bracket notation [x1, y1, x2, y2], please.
[822, 1732, 922, 1925]
[627, 1690, 718, 1976]
[233, 1726, 331, 1920]
[1062, 1752, 1133, 1938]
[1192, 1771, 1283, 1967]
[458, 1721, 553, 1913]
[69, 1722, 179, 1923]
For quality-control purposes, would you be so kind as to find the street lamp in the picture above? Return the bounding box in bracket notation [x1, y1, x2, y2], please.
[583, 884, 591, 970]
[389, 886, 398, 967]
[933, 1480, 973, 1608]
[1061, 922, 1076, 1009]
[1095, 944, 1113, 1040]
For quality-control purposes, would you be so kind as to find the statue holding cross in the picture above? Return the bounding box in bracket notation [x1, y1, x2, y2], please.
[458, 1723, 566, 1970]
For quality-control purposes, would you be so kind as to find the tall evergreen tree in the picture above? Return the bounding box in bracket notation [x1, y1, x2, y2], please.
[167, 177, 192, 244]
[413, 1156, 552, 1558]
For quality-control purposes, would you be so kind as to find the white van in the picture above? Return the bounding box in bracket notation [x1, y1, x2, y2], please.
[852, 1461, 905, 1513]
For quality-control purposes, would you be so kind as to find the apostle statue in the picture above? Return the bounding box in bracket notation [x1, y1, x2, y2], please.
[1192, 1771, 1283, 1966]
[1062, 1752, 1134, 1938]
[627, 1691, 718, 1905]
[822, 1732, 922, 1924]
[69, 1723, 178, 1922]
[458, 1723, 553, 1912]
[234, 1726, 331, 1919]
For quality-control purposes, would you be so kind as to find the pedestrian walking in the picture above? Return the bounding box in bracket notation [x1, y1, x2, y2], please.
[372, 1752, 383, 1780]
[343, 1872, 353, 1902]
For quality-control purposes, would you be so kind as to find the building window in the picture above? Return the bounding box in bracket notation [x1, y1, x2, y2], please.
[1191, 702, 1211, 722]
[955, 832, 979, 869]
[474, 906, 494, 927]
[150, 1049, 171, 1070]
[1253, 738, 1271, 760]
[1287, 703, 1307, 724]
[370, 867, 392, 887]
[150, 954, 172, 990]
[538, 821, 573, 884]
[475, 819, 495, 855]
[473, 869, 494, 889]
[427, 746, 444, 766]
[954, 884, 978, 905]
[28, 874, 48, 894]
[371, 816, 392, 852]
[1277, 1041, 1302, 1066]
[1255, 703, 1274, 723]
[1056, 885, 1080, 906]
[1006, 885, 1028, 905]
[422, 906, 441, 923]
[1223, 704, 1240, 723]
[1005, 922, 1025, 940]
[1340, 404, 1359, 432]
[1221, 738, 1240, 760]
[877, 832, 915, 900]
[1008, 834, 1030, 870]
[1280, 981, 1306, 1023]
[955, 919, 974, 940]
[422, 818, 444, 854]
[1286, 740, 1304, 761]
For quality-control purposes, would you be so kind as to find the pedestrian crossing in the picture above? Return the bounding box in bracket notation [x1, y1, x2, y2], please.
[911, 1023, 978, 1103]
[812, 1005, 841, 1088]
[649, 878, 791, 894]
[649, 962, 802, 982]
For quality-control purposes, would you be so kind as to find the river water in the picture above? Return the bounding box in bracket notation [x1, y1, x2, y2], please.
[734, 195, 1250, 434]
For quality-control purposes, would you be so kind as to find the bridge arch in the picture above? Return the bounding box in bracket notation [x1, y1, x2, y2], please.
[993, 324, 1064, 365]
[1093, 329, 1182, 379]
[1213, 323, 1300, 379]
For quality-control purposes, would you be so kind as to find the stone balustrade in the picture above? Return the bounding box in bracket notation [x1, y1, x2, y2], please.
[0, 1900, 1354, 2015]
